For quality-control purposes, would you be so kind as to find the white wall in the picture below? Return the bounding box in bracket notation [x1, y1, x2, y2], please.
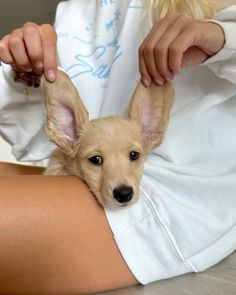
[0, 0, 61, 37]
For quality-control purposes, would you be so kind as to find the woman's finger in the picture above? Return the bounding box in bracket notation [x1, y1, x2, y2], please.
[182, 46, 209, 68]
[8, 29, 32, 71]
[0, 35, 14, 64]
[168, 25, 199, 74]
[138, 47, 152, 87]
[23, 22, 44, 73]
[154, 15, 192, 78]
[139, 13, 179, 84]
[39, 24, 57, 82]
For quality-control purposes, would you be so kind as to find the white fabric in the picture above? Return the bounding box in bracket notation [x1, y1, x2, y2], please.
[0, 0, 236, 284]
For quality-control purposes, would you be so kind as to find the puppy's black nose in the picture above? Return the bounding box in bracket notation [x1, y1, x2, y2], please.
[113, 186, 133, 204]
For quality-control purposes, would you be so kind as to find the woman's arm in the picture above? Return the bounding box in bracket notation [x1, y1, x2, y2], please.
[0, 23, 59, 162]
[201, 5, 236, 84]
[139, 5, 236, 86]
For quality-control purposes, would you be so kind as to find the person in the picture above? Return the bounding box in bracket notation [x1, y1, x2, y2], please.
[0, 0, 236, 293]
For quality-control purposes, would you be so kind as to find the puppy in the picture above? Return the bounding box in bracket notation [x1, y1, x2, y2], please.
[42, 70, 174, 209]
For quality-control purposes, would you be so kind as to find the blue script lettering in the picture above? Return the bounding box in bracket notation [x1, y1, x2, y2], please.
[101, 0, 116, 7]
[66, 45, 123, 80]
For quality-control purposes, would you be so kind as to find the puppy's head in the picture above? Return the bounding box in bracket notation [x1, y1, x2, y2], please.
[42, 70, 174, 209]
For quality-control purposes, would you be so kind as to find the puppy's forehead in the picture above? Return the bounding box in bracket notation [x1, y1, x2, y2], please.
[80, 116, 142, 149]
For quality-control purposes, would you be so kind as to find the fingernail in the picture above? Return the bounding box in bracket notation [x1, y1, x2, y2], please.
[25, 67, 32, 72]
[35, 61, 44, 70]
[166, 73, 174, 81]
[46, 70, 56, 82]
[154, 78, 164, 86]
[142, 77, 151, 87]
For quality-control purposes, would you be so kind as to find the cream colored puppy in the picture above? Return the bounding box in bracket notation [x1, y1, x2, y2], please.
[42, 70, 174, 209]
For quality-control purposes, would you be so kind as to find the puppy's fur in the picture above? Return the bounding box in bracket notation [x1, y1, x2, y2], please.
[42, 70, 174, 209]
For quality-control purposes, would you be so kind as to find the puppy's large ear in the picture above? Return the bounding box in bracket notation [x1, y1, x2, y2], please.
[41, 70, 89, 156]
[128, 80, 174, 151]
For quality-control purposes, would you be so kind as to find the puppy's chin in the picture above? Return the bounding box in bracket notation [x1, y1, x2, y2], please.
[94, 191, 140, 210]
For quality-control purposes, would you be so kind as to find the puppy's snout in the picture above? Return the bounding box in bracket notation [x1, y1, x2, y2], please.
[113, 185, 133, 204]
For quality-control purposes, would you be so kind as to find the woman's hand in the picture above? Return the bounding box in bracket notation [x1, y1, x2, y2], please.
[139, 13, 225, 86]
[0, 22, 57, 82]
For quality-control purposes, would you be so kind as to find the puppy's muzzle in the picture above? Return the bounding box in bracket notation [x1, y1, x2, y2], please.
[113, 185, 134, 204]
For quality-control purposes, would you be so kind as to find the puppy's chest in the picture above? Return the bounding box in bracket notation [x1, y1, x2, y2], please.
[45, 149, 74, 176]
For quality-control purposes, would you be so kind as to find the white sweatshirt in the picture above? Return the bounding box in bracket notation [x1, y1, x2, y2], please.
[0, 0, 236, 284]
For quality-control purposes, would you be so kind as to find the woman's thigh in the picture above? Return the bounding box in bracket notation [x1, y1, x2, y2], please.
[0, 170, 138, 294]
[0, 162, 45, 175]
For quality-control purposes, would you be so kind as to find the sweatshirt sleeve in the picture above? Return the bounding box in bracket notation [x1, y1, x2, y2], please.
[0, 63, 54, 162]
[201, 5, 236, 84]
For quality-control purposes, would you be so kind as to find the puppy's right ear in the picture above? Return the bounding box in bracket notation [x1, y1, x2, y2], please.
[41, 70, 89, 156]
[128, 80, 174, 151]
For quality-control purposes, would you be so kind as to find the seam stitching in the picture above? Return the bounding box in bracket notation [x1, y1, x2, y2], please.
[140, 186, 199, 273]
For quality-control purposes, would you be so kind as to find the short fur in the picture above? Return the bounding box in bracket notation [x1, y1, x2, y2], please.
[42, 70, 174, 209]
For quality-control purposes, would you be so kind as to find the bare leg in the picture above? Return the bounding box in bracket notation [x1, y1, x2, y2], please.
[0, 162, 44, 175]
[0, 164, 138, 294]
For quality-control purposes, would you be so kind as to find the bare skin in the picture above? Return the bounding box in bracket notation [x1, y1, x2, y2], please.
[138, 12, 225, 86]
[0, 162, 138, 294]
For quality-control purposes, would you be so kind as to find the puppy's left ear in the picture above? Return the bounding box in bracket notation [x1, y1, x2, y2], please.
[128, 80, 174, 151]
[41, 70, 89, 156]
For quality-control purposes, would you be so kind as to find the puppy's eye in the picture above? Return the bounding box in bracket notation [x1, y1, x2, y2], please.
[88, 155, 103, 166]
[129, 151, 140, 161]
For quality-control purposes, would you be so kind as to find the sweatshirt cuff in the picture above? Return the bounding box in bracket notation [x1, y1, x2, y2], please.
[201, 5, 236, 65]
[1, 63, 26, 91]
[202, 20, 236, 66]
